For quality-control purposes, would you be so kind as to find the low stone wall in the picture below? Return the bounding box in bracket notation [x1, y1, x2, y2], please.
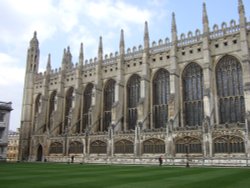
[44, 155, 250, 167]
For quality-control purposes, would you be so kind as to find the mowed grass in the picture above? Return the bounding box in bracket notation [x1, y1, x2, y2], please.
[1, 163, 250, 188]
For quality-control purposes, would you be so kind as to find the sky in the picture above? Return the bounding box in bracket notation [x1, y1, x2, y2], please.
[0, 0, 250, 131]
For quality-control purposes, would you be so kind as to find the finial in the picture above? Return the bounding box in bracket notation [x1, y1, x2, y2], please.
[119, 29, 125, 54]
[46, 53, 51, 70]
[34, 31, 37, 38]
[144, 21, 149, 49]
[30, 31, 39, 46]
[79, 43, 84, 66]
[238, 0, 245, 15]
[98, 36, 103, 56]
[202, 2, 209, 33]
[202, 2, 209, 24]
[171, 12, 177, 42]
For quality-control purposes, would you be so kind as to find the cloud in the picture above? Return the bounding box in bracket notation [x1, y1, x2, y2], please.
[0, 0, 169, 131]
[0, 53, 25, 86]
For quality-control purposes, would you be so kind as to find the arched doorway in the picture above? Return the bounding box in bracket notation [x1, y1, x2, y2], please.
[37, 144, 43, 161]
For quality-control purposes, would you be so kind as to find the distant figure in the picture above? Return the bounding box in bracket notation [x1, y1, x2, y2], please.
[71, 155, 74, 163]
[159, 155, 163, 166]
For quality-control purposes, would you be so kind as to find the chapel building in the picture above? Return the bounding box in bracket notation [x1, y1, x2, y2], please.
[19, 1, 250, 166]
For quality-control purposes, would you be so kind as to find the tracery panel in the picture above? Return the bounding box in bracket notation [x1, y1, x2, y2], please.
[127, 74, 140, 130]
[143, 139, 165, 154]
[182, 63, 204, 126]
[103, 79, 115, 131]
[216, 56, 245, 124]
[153, 69, 170, 128]
[82, 83, 93, 132]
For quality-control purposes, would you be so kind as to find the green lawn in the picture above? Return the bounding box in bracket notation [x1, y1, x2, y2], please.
[0, 163, 250, 188]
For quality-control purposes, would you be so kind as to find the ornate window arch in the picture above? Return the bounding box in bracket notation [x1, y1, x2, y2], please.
[216, 55, 245, 124]
[153, 69, 170, 128]
[90, 140, 107, 154]
[103, 79, 116, 131]
[49, 142, 63, 154]
[175, 136, 202, 153]
[68, 141, 83, 154]
[114, 139, 134, 154]
[35, 93, 42, 114]
[64, 87, 74, 130]
[143, 138, 165, 153]
[127, 74, 140, 130]
[182, 63, 204, 126]
[82, 83, 93, 132]
[214, 136, 245, 153]
[48, 91, 57, 130]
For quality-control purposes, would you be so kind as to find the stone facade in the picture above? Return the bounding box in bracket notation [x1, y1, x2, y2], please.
[19, 1, 250, 166]
[0, 101, 12, 161]
[7, 129, 19, 161]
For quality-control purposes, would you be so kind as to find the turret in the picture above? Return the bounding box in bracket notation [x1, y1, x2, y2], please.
[202, 2, 209, 34]
[78, 43, 84, 68]
[238, 0, 246, 26]
[119, 29, 125, 55]
[26, 31, 40, 73]
[171, 12, 177, 44]
[46, 53, 51, 74]
[143, 21, 150, 51]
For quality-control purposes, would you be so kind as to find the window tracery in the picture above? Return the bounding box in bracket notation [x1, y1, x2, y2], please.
[216, 56, 245, 123]
[153, 69, 170, 128]
[183, 63, 204, 126]
[103, 79, 115, 131]
[127, 74, 140, 130]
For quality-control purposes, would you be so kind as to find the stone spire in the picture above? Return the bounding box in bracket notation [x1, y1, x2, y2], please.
[46, 53, 51, 71]
[144, 21, 149, 50]
[29, 31, 39, 47]
[171, 12, 177, 43]
[79, 43, 84, 67]
[66, 46, 72, 64]
[202, 2, 209, 34]
[98, 36, 103, 60]
[119, 29, 125, 55]
[238, 0, 246, 26]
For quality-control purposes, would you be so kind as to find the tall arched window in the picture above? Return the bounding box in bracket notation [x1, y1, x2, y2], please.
[82, 83, 93, 132]
[127, 74, 140, 130]
[183, 63, 204, 126]
[216, 55, 245, 124]
[153, 69, 170, 128]
[103, 79, 115, 131]
[175, 137, 202, 153]
[64, 87, 74, 131]
[48, 91, 57, 130]
[35, 93, 42, 115]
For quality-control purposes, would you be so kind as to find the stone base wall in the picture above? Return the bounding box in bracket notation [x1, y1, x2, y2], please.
[43, 155, 250, 167]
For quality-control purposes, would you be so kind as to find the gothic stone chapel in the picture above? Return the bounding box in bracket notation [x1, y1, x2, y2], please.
[19, 1, 250, 166]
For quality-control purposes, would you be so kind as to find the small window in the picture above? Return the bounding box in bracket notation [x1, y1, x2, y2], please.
[215, 44, 219, 48]
[166, 55, 170, 59]
[224, 42, 228, 46]
[133, 63, 136, 67]
[233, 39, 237, 44]
[0, 112, 4, 122]
[139, 61, 142, 65]
[182, 51, 185, 56]
[152, 58, 156, 62]
[189, 50, 193, 54]
[197, 48, 201, 52]
[159, 57, 163, 61]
